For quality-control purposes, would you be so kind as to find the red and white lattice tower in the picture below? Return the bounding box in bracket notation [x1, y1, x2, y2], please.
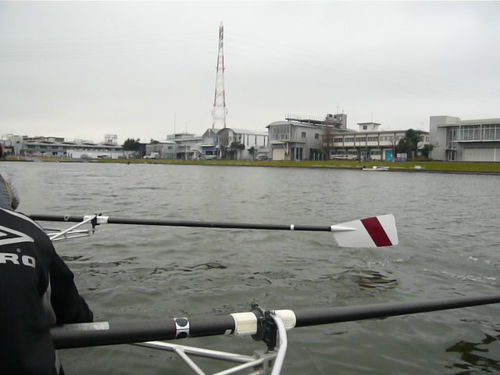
[212, 22, 227, 129]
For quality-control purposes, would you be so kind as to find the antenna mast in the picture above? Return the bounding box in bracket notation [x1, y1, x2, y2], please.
[212, 22, 227, 129]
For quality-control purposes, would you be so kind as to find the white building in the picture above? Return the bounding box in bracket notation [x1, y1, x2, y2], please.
[267, 114, 347, 161]
[267, 114, 429, 161]
[430, 116, 500, 162]
[217, 128, 268, 160]
[1, 134, 27, 155]
[166, 133, 203, 160]
[331, 122, 429, 161]
[200, 128, 220, 159]
[267, 121, 326, 161]
[3, 135, 124, 159]
[145, 140, 176, 159]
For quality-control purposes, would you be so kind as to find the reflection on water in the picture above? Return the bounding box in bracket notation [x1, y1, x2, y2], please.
[352, 269, 399, 291]
[446, 330, 500, 374]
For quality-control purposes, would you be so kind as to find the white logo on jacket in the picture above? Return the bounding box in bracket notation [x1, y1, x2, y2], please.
[0, 225, 35, 246]
[0, 225, 36, 268]
[0, 252, 36, 268]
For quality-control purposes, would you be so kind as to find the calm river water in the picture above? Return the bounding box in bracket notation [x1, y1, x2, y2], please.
[2, 161, 500, 374]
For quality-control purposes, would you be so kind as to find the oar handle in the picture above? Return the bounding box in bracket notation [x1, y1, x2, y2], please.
[52, 315, 235, 349]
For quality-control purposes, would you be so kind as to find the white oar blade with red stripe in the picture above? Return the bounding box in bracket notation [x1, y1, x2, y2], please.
[331, 214, 398, 248]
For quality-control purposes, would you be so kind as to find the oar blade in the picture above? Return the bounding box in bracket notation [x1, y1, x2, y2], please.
[332, 214, 398, 248]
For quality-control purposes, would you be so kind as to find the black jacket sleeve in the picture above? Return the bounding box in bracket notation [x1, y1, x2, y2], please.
[49, 253, 94, 324]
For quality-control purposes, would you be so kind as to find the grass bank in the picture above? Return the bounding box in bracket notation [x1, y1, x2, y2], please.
[6, 156, 500, 174]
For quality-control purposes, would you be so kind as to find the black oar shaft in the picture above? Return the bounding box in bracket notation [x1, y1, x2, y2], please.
[294, 294, 500, 327]
[29, 214, 332, 232]
[51, 295, 500, 349]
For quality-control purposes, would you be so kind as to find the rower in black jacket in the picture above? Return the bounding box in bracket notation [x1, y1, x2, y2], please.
[0, 172, 94, 374]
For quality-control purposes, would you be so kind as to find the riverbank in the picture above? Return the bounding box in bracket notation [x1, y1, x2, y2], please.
[4, 156, 500, 174]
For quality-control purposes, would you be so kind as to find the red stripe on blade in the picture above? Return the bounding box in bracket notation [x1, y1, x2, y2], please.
[361, 217, 392, 247]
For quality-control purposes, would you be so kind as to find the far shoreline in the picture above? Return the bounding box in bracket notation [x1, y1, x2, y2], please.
[3, 156, 500, 175]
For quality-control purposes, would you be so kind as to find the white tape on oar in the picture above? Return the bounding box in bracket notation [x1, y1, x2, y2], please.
[230, 310, 296, 336]
[274, 310, 296, 330]
[231, 312, 257, 336]
[83, 215, 109, 224]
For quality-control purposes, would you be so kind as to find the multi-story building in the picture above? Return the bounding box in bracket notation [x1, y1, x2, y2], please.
[330, 122, 429, 161]
[267, 114, 429, 161]
[217, 128, 268, 160]
[145, 140, 176, 159]
[1, 134, 27, 155]
[430, 116, 500, 162]
[267, 114, 347, 161]
[166, 133, 203, 160]
[200, 128, 220, 159]
[268, 121, 325, 161]
[2, 134, 124, 159]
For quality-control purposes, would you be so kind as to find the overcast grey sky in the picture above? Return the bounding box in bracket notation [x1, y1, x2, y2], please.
[1, 1, 499, 144]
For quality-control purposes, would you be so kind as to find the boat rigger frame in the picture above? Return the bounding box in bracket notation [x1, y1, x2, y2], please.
[132, 341, 277, 375]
